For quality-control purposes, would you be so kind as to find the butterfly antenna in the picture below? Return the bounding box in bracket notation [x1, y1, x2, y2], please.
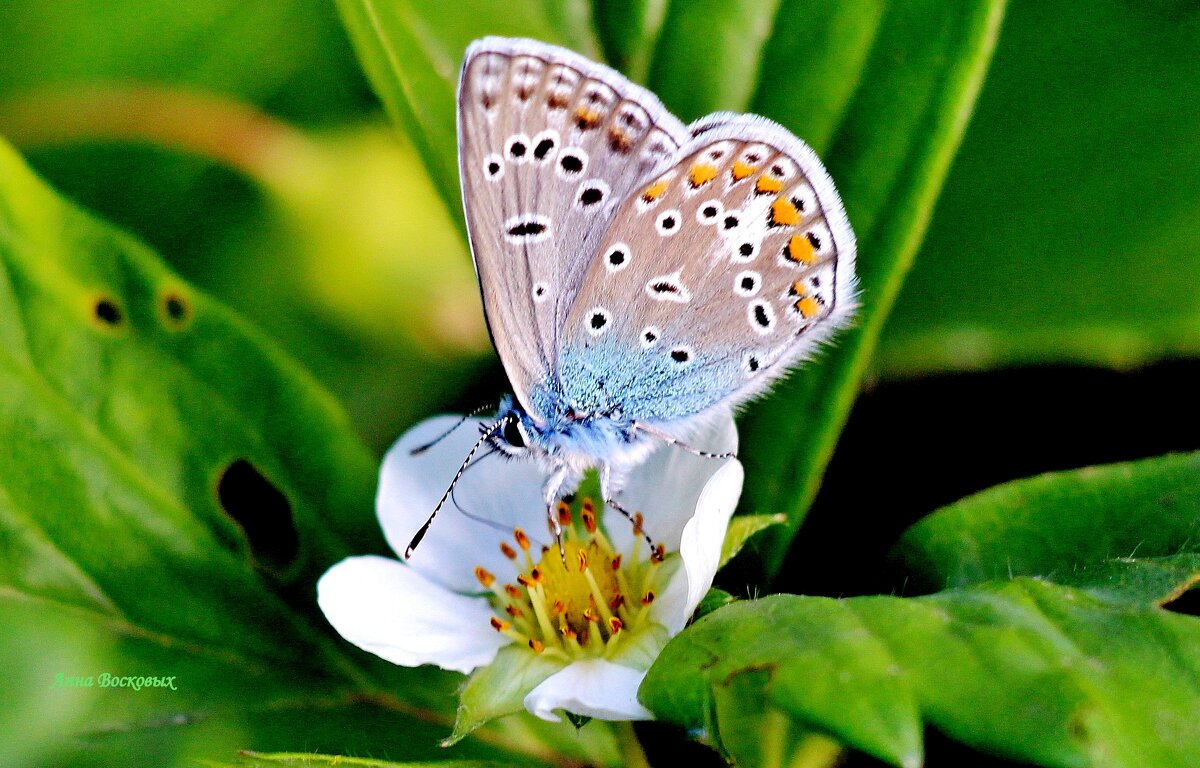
[409, 404, 495, 455]
[405, 416, 508, 559]
[633, 421, 738, 460]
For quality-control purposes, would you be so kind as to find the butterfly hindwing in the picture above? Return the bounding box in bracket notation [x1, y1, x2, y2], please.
[559, 114, 858, 425]
[457, 38, 687, 416]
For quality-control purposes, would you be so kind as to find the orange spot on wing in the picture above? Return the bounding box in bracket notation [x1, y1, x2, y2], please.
[771, 197, 801, 227]
[796, 297, 820, 318]
[574, 106, 601, 129]
[641, 180, 669, 202]
[784, 234, 815, 265]
[731, 160, 756, 181]
[688, 163, 718, 188]
[789, 281, 807, 296]
[755, 175, 784, 195]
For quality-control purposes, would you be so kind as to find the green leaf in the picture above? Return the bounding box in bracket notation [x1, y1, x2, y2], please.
[215, 753, 510, 768]
[891, 452, 1200, 606]
[692, 587, 736, 621]
[333, 0, 592, 218]
[643, 584, 1200, 768]
[720, 513, 786, 569]
[0, 138, 609, 767]
[728, 0, 1008, 574]
[447, 646, 565, 746]
[877, 2, 1200, 375]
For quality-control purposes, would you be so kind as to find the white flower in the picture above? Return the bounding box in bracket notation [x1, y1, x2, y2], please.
[317, 412, 743, 723]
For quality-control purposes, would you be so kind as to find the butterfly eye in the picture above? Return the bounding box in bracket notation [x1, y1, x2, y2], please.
[502, 417, 529, 449]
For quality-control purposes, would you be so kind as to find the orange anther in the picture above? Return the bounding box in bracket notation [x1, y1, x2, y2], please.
[474, 566, 495, 588]
[641, 590, 656, 606]
[500, 542, 518, 560]
[529, 638, 545, 653]
[506, 604, 524, 618]
[557, 500, 572, 525]
[651, 544, 666, 563]
[577, 549, 589, 572]
[582, 509, 598, 533]
[490, 617, 510, 632]
[611, 554, 623, 571]
[608, 617, 623, 634]
[513, 528, 530, 551]
[505, 584, 522, 600]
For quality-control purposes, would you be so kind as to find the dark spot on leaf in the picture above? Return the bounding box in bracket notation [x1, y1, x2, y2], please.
[93, 297, 122, 326]
[217, 460, 298, 572]
[163, 292, 189, 327]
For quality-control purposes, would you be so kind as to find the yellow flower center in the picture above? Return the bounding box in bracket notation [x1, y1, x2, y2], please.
[474, 498, 673, 660]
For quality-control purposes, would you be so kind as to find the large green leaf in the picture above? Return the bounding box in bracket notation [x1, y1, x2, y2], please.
[877, 2, 1200, 375]
[643, 584, 1200, 768]
[0, 138, 613, 767]
[891, 452, 1200, 606]
[728, 0, 1008, 573]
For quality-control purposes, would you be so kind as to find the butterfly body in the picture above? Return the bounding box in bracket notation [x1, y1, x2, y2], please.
[408, 36, 858, 551]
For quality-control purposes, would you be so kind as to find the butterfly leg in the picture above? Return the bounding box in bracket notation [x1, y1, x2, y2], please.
[600, 464, 658, 557]
[542, 464, 571, 563]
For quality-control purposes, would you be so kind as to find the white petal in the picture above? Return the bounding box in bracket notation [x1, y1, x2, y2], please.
[523, 658, 654, 722]
[376, 415, 552, 593]
[608, 411, 739, 554]
[317, 556, 506, 674]
[650, 460, 745, 633]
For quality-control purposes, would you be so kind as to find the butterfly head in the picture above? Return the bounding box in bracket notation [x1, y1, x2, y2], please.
[488, 395, 546, 460]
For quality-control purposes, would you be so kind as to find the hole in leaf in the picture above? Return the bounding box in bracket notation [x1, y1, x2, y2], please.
[216, 460, 298, 572]
[93, 297, 123, 327]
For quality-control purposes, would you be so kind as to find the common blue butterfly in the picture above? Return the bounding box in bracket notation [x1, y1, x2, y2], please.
[405, 37, 857, 558]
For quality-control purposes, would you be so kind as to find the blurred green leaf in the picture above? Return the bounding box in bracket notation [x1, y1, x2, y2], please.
[0, 138, 610, 767]
[644, 583, 1200, 768]
[334, 0, 595, 217]
[214, 753, 509, 768]
[878, 2, 1200, 375]
[891, 452, 1200, 606]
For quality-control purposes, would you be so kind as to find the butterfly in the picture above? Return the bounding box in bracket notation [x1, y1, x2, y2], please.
[405, 36, 857, 558]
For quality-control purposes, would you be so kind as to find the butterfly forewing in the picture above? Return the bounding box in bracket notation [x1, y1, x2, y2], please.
[559, 115, 857, 424]
[458, 38, 687, 417]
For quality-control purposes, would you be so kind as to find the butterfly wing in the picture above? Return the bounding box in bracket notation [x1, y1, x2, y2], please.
[559, 114, 858, 427]
[457, 37, 687, 418]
